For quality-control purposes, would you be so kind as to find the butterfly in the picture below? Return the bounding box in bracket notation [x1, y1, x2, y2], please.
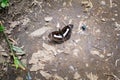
[48, 24, 73, 43]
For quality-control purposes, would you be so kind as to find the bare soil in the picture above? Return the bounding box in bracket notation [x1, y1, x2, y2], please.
[0, 0, 120, 80]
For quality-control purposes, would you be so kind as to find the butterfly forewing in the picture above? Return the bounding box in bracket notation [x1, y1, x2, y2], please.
[61, 24, 73, 41]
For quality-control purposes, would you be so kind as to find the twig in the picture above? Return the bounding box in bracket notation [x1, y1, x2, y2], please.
[3, 32, 14, 55]
[105, 73, 120, 80]
[115, 58, 120, 67]
[110, 0, 113, 8]
[0, 50, 5, 52]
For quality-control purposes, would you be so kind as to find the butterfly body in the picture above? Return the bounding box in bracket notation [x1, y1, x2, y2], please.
[48, 24, 73, 43]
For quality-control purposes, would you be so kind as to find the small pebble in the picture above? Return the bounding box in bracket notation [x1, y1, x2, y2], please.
[85, 63, 89, 67]
[1, 52, 9, 57]
[74, 72, 81, 79]
[96, 29, 101, 33]
[117, 34, 120, 36]
[81, 1, 89, 5]
[56, 22, 60, 28]
[115, 14, 118, 16]
[73, 49, 79, 57]
[51, 69, 57, 72]
[101, 18, 106, 22]
[111, 18, 115, 21]
[64, 77, 68, 80]
[40, 71, 52, 79]
[16, 77, 23, 80]
[77, 15, 81, 18]
[100, 1, 106, 6]
[63, 2, 66, 6]
[44, 16, 53, 22]
[69, 65, 75, 71]
[107, 53, 112, 57]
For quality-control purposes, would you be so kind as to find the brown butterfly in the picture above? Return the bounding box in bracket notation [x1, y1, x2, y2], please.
[48, 24, 73, 43]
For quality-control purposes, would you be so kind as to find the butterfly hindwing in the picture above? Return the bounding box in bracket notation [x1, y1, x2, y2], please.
[48, 31, 64, 43]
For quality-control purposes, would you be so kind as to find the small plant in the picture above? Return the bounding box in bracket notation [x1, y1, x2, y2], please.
[0, 0, 9, 8]
[0, 23, 25, 70]
[0, 22, 32, 80]
[0, 23, 5, 31]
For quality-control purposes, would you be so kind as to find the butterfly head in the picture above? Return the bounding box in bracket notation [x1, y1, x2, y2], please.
[68, 24, 73, 29]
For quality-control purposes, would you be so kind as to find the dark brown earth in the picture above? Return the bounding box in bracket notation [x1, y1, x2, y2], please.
[0, 0, 120, 80]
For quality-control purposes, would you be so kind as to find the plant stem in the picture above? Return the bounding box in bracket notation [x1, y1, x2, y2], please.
[0, 13, 32, 80]
[2, 32, 15, 57]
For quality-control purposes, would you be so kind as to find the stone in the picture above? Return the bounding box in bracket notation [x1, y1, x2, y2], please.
[44, 16, 53, 22]
[29, 50, 55, 71]
[73, 49, 79, 57]
[30, 63, 45, 71]
[90, 50, 104, 58]
[42, 43, 57, 55]
[56, 22, 60, 28]
[0, 55, 5, 64]
[101, 18, 106, 22]
[53, 74, 64, 80]
[30, 27, 51, 37]
[74, 72, 81, 79]
[40, 70, 52, 79]
[16, 76, 23, 80]
[100, 1, 106, 6]
[0, 45, 8, 57]
[9, 21, 20, 28]
[69, 65, 75, 71]
[21, 17, 30, 26]
[86, 72, 98, 80]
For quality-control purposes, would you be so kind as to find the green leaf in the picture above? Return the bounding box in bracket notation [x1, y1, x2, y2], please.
[1, 2, 8, 8]
[2, 0, 8, 2]
[13, 56, 26, 70]
[12, 45, 25, 55]
[13, 57, 19, 69]
[0, 0, 9, 8]
[0, 24, 5, 32]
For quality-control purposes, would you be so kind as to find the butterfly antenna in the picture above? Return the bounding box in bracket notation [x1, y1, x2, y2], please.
[61, 20, 67, 26]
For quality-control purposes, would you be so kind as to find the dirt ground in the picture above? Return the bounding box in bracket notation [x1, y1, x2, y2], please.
[0, 0, 120, 80]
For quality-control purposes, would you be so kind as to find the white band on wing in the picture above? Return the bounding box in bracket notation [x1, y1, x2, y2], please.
[63, 29, 69, 37]
[53, 34, 63, 38]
